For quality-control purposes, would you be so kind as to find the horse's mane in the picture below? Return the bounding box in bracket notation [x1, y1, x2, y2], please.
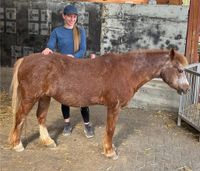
[102, 49, 169, 58]
[101, 49, 188, 66]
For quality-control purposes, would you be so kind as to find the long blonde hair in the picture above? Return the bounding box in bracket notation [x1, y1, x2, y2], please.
[73, 25, 80, 53]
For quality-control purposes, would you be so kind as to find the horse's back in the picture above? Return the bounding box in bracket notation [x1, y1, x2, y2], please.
[21, 52, 70, 66]
[19, 53, 74, 75]
[17, 53, 70, 95]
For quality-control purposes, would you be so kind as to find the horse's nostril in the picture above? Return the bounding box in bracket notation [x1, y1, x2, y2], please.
[179, 87, 189, 94]
[183, 87, 190, 94]
[186, 85, 190, 92]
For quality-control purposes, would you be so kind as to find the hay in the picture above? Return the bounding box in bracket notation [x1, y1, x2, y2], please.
[0, 91, 12, 126]
[182, 103, 200, 127]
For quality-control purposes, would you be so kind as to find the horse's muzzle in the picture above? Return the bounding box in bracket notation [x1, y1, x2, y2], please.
[177, 85, 190, 95]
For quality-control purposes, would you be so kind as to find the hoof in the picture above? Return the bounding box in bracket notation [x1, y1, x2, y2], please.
[13, 141, 24, 152]
[112, 152, 119, 160]
[104, 150, 119, 160]
[46, 141, 57, 148]
[40, 138, 57, 148]
[103, 144, 119, 160]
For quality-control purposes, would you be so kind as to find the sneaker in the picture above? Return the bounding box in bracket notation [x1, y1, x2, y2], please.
[84, 123, 94, 138]
[63, 122, 72, 136]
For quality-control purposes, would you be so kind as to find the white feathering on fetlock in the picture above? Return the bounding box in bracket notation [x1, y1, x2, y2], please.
[13, 141, 24, 152]
[39, 125, 56, 147]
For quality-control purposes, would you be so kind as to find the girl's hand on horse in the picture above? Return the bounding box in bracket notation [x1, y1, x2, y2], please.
[42, 48, 53, 55]
[67, 54, 74, 58]
[90, 54, 96, 59]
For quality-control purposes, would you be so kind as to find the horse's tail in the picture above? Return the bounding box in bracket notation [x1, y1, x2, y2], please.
[10, 58, 24, 115]
[10, 58, 24, 130]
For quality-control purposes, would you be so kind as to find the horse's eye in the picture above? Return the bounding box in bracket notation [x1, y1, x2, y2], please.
[178, 68, 183, 73]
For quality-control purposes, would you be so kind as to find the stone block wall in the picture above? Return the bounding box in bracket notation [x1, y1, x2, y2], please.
[101, 4, 188, 54]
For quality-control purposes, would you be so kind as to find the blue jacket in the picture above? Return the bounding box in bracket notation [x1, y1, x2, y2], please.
[47, 26, 86, 58]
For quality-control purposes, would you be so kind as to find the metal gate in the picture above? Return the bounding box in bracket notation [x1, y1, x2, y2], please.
[178, 63, 200, 141]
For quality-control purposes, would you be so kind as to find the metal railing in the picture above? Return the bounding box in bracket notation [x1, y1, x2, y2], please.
[178, 63, 200, 141]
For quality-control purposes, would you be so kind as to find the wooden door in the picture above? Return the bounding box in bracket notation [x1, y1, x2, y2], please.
[185, 0, 200, 63]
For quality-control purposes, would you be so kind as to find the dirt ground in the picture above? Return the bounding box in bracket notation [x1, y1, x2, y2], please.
[0, 67, 200, 171]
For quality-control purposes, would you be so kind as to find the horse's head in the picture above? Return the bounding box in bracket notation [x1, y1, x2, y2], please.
[160, 49, 189, 94]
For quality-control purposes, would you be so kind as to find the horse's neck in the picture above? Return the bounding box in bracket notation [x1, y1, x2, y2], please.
[128, 53, 168, 90]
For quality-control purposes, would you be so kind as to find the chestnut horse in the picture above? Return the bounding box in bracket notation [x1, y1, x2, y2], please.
[9, 49, 189, 159]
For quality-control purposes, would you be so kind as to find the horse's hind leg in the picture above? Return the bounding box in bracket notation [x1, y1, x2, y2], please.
[37, 96, 56, 148]
[103, 106, 120, 160]
[10, 99, 35, 152]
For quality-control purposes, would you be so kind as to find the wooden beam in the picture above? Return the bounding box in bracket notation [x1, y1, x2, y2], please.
[76, 0, 149, 4]
[185, 0, 200, 63]
[76, 0, 184, 3]
[169, 0, 182, 5]
[157, 0, 183, 4]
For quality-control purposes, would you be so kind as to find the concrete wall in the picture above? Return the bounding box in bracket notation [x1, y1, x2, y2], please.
[128, 79, 180, 112]
[101, 4, 188, 54]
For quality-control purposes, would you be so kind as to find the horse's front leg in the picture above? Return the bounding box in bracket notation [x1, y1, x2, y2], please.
[37, 96, 56, 148]
[103, 105, 120, 160]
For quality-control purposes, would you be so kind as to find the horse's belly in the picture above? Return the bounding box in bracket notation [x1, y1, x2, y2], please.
[52, 92, 102, 107]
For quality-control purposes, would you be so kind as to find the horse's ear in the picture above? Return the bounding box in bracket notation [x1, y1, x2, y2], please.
[169, 48, 175, 60]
